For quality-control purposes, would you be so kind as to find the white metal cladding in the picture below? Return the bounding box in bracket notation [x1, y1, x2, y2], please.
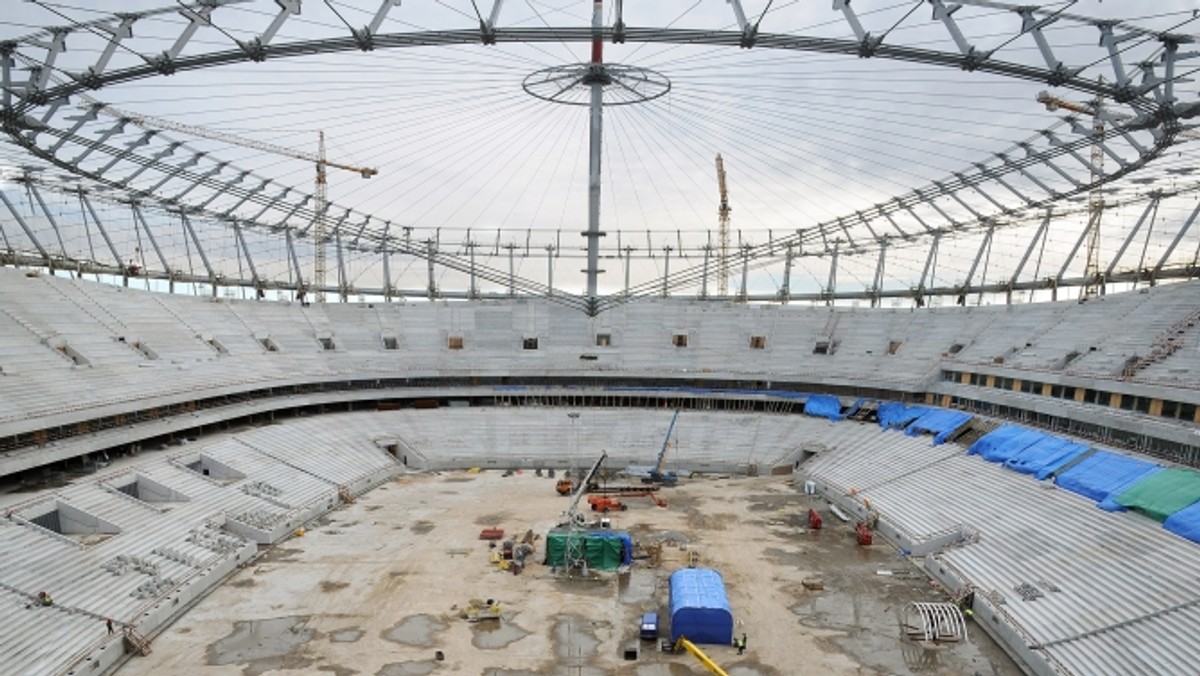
[803, 427, 1200, 676]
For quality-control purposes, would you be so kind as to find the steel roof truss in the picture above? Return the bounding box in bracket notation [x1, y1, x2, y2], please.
[179, 210, 216, 284]
[48, 105, 99, 156]
[1097, 23, 1135, 91]
[197, 169, 249, 212]
[144, 151, 205, 196]
[1106, 194, 1159, 278]
[171, 162, 226, 203]
[232, 219, 260, 285]
[25, 29, 67, 95]
[130, 203, 171, 274]
[1011, 209, 1051, 286]
[82, 16, 137, 85]
[239, 0, 300, 60]
[94, 128, 149, 178]
[78, 191, 123, 268]
[26, 183, 68, 254]
[1154, 198, 1200, 277]
[0, 190, 49, 261]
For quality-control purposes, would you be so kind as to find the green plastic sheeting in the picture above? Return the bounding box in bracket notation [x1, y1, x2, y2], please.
[1113, 468, 1200, 522]
[544, 530, 625, 571]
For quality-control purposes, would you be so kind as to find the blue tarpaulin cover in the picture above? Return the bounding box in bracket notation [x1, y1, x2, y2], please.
[878, 403, 933, 430]
[1054, 451, 1161, 505]
[1003, 437, 1091, 480]
[669, 568, 734, 645]
[590, 532, 634, 565]
[804, 395, 843, 421]
[905, 409, 973, 445]
[1164, 501, 1200, 544]
[967, 425, 1049, 462]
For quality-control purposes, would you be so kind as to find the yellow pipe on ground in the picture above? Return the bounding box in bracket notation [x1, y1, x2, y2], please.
[674, 637, 729, 676]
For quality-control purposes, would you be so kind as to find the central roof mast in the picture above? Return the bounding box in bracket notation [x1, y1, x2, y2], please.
[583, 0, 608, 311]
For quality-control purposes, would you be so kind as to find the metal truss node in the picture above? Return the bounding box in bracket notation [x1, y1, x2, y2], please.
[523, 64, 670, 106]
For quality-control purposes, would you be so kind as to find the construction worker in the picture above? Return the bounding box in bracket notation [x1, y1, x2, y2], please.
[37, 591, 52, 606]
[740, 633, 748, 655]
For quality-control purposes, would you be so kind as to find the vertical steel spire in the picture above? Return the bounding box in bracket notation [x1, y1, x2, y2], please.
[584, 0, 606, 307]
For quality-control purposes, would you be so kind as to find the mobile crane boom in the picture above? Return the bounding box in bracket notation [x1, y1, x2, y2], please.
[563, 451, 608, 525]
[674, 636, 728, 676]
[647, 410, 680, 485]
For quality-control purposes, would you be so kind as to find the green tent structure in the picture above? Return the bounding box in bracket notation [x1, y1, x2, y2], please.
[544, 529, 632, 571]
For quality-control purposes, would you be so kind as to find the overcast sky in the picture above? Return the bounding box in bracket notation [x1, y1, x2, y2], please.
[2, 1, 1199, 303]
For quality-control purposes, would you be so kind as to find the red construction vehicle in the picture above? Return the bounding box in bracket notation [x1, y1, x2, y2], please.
[856, 521, 873, 546]
[588, 495, 627, 512]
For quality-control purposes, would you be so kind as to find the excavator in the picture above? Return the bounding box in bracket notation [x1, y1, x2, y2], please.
[587, 495, 627, 512]
[673, 636, 728, 676]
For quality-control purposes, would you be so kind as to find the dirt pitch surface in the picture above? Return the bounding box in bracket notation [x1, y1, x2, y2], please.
[119, 471, 1022, 676]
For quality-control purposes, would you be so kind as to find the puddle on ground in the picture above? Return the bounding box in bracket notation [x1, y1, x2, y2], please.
[329, 628, 364, 643]
[475, 512, 512, 525]
[725, 665, 781, 676]
[471, 616, 530, 649]
[551, 613, 601, 661]
[410, 520, 435, 534]
[555, 575, 613, 597]
[633, 666, 702, 676]
[763, 546, 810, 569]
[685, 509, 736, 531]
[377, 660, 438, 676]
[617, 569, 658, 605]
[320, 581, 350, 593]
[259, 547, 303, 563]
[206, 615, 314, 676]
[382, 614, 447, 647]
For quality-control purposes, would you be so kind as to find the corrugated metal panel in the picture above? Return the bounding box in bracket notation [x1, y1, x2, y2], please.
[807, 430, 1200, 676]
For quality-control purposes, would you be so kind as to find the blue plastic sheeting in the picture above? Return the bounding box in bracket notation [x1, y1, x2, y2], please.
[905, 409, 973, 445]
[1054, 451, 1161, 505]
[669, 568, 733, 645]
[878, 403, 934, 430]
[967, 425, 1049, 463]
[1164, 501, 1200, 544]
[804, 395, 843, 421]
[1003, 437, 1091, 480]
[590, 532, 634, 565]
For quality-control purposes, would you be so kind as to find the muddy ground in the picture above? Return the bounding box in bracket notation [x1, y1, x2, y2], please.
[118, 471, 1021, 676]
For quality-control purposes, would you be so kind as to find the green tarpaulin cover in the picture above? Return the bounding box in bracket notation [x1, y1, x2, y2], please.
[544, 530, 625, 570]
[1113, 468, 1200, 522]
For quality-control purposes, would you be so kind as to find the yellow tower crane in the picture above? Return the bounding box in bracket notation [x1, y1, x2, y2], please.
[1034, 89, 1200, 296]
[715, 154, 732, 297]
[94, 102, 377, 301]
